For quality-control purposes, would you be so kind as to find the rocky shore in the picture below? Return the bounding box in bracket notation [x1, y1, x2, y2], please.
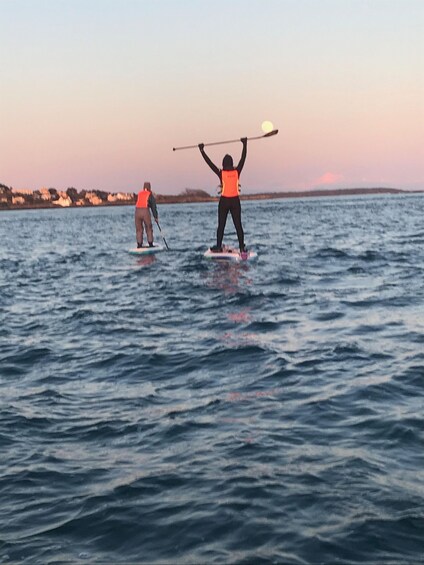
[0, 183, 416, 211]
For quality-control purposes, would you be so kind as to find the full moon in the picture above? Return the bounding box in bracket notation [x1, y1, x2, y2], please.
[261, 121, 274, 134]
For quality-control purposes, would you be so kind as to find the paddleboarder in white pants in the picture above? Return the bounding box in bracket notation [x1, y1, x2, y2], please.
[198, 138, 248, 254]
[135, 182, 158, 248]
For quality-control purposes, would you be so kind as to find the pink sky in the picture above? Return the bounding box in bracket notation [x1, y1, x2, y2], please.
[1, 0, 423, 194]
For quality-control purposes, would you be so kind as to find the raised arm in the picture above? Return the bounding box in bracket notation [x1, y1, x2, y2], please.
[198, 144, 220, 179]
[236, 138, 248, 175]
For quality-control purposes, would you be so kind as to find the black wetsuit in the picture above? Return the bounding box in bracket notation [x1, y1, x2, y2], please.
[199, 141, 247, 250]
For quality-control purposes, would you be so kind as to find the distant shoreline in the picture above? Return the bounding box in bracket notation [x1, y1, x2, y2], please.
[0, 186, 422, 211]
[159, 187, 420, 204]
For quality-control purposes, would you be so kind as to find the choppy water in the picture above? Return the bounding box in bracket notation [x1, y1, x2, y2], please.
[1, 194, 424, 564]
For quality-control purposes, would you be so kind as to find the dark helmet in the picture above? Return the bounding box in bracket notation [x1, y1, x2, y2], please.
[222, 154, 234, 170]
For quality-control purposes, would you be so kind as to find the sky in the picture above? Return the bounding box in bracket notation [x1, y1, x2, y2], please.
[1, 0, 423, 194]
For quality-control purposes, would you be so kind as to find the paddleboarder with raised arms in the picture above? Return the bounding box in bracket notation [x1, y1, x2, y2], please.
[172, 123, 278, 260]
[198, 138, 248, 256]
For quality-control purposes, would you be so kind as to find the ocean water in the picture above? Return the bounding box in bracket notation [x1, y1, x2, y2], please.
[1, 194, 423, 564]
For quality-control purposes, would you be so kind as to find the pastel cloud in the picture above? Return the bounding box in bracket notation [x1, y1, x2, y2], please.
[314, 172, 344, 187]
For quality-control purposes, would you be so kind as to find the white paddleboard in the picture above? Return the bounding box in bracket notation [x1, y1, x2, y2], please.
[128, 244, 164, 256]
[204, 247, 257, 261]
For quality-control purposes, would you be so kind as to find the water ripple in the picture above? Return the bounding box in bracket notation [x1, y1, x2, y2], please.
[1, 195, 424, 564]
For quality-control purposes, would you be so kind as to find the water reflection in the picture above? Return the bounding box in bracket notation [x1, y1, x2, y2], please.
[135, 255, 156, 268]
[204, 261, 252, 295]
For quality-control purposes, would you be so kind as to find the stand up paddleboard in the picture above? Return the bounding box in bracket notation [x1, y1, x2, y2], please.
[204, 247, 257, 262]
[128, 244, 164, 256]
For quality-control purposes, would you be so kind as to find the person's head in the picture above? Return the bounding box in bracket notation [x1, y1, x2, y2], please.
[143, 181, 151, 191]
[222, 154, 234, 170]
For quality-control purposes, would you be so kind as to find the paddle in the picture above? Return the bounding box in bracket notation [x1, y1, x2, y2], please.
[172, 129, 278, 151]
[155, 219, 170, 250]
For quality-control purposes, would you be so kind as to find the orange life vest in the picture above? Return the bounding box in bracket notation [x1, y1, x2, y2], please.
[136, 189, 150, 208]
[221, 170, 240, 197]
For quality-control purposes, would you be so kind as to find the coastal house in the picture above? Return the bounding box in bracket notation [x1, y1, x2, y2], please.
[12, 196, 25, 205]
[11, 188, 33, 195]
[107, 192, 134, 203]
[85, 192, 103, 205]
[53, 192, 72, 207]
[39, 188, 52, 201]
